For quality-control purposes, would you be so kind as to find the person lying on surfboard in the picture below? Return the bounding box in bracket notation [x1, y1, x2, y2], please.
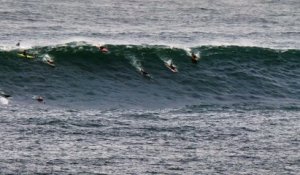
[46, 59, 55, 67]
[22, 50, 28, 58]
[33, 95, 45, 103]
[99, 46, 108, 53]
[17, 50, 35, 59]
[36, 96, 44, 102]
[0, 92, 11, 98]
[169, 62, 177, 71]
[165, 59, 178, 72]
[140, 68, 150, 77]
[191, 53, 198, 64]
[47, 59, 54, 64]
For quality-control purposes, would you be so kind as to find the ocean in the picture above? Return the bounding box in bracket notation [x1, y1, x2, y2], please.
[0, 0, 299, 174]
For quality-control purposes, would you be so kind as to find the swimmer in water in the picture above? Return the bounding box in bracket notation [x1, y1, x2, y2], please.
[33, 96, 45, 103]
[191, 52, 198, 64]
[98, 46, 108, 53]
[22, 50, 28, 58]
[169, 62, 177, 71]
[140, 68, 150, 77]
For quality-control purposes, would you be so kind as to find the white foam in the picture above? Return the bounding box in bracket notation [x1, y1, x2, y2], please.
[0, 97, 9, 105]
[1, 36, 298, 52]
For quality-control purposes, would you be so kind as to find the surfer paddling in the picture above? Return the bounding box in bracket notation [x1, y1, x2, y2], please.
[139, 68, 151, 78]
[22, 50, 28, 58]
[191, 52, 198, 64]
[46, 59, 55, 67]
[18, 49, 36, 59]
[47, 59, 54, 64]
[170, 65, 177, 72]
[0, 91, 11, 98]
[36, 96, 44, 102]
[33, 96, 45, 103]
[98, 46, 109, 53]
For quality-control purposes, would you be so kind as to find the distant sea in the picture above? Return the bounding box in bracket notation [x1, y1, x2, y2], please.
[0, 0, 299, 174]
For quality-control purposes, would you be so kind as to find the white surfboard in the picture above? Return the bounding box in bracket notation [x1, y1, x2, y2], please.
[42, 55, 55, 67]
[165, 59, 178, 72]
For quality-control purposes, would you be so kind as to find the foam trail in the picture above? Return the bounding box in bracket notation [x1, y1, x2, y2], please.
[129, 55, 142, 71]
[0, 97, 9, 105]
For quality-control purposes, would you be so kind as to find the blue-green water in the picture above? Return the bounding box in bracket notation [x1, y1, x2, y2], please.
[0, 0, 299, 174]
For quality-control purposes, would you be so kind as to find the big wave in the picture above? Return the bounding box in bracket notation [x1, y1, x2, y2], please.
[0, 42, 299, 108]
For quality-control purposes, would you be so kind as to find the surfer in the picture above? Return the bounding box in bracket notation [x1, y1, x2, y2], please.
[17, 50, 35, 59]
[169, 62, 177, 71]
[165, 59, 177, 72]
[46, 59, 55, 67]
[36, 96, 44, 102]
[1, 94, 11, 98]
[99, 46, 108, 53]
[33, 96, 44, 103]
[22, 50, 28, 58]
[191, 53, 198, 63]
[47, 59, 54, 64]
[16, 41, 20, 47]
[140, 68, 150, 77]
[0, 92, 11, 98]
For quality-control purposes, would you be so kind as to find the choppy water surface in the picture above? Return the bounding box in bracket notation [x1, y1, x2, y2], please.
[0, 105, 299, 174]
[0, 0, 299, 49]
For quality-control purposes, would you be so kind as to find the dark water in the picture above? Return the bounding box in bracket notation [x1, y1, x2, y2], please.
[0, 106, 299, 174]
[0, 0, 300, 174]
[0, 44, 300, 108]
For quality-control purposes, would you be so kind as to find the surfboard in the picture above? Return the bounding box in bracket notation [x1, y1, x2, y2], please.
[42, 55, 55, 67]
[45, 61, 55, 67]
[0, 94, 11, 98]
[165, 60, 178, 72]
[139, 68, 152, 79]
[17, 53, 34, 59]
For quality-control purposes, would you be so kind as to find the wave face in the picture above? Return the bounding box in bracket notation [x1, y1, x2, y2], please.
[0, 42, 299, 108]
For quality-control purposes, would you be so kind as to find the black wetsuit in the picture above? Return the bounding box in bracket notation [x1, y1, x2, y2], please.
[23, 50, 27, 58]
[141, 70, 149, 76]
[191, 54, 198, 64]
[170, 64, 176, 70]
